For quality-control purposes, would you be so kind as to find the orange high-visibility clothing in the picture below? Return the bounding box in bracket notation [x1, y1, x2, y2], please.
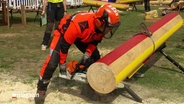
[40, 12, 103, 77]
[56, 12, 103, 64]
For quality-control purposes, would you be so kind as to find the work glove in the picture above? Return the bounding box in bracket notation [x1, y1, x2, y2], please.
[80, 52, 91, 66]
[59, 63, 66, 73]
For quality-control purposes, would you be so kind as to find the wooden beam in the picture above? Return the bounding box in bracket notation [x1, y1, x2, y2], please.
[83, 0, 130, 10]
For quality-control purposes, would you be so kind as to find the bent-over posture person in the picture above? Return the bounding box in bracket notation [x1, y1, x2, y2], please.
[35, 4, 121, 103]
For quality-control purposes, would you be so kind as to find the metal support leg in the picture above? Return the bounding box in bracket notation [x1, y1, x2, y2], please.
[118, 83, 142, 103]
[159, 49, 184, 72]
[130, 3, 137, 11]
[88, 5, 95, 12]
[34, 10, 40, 22]
[34, 5, 41, 22]
[9, 9, 13, 27]
[157, 43, 184, 73]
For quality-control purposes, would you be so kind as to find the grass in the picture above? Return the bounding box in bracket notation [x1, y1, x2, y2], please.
[0, 5, 184, 100]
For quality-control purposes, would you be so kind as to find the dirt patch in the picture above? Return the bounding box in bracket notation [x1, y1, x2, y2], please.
[0, 73, 184, 104]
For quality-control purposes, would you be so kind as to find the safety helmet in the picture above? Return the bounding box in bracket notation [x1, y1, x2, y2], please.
[95, 4, 120, 38]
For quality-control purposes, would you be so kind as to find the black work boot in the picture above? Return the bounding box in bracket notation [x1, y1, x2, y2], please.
[34, 79, 49, 104]
[34, 90, 46, 104]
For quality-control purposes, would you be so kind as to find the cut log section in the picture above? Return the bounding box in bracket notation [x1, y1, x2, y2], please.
[87, 62, 116, 94]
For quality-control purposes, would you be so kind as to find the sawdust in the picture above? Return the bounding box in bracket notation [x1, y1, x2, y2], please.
[0, 73, 184, 104]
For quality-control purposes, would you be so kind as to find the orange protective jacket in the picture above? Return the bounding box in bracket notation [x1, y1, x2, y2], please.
[53, 12, 103, 64]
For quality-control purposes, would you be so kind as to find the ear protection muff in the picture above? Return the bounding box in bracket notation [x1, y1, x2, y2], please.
[95, 18, 104, 28]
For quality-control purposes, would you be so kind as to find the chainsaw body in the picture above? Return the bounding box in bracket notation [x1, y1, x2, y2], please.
[59, 60, 87, 82]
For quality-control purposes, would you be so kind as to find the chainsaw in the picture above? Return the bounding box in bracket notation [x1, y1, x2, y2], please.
[59, 60, 87, 82]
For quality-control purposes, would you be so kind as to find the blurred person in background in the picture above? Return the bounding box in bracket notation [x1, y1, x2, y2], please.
[41, 0, 67, 50]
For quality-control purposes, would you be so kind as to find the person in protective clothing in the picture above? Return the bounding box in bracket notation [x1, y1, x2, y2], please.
[35, 4, 120, 103]
[41, 0, 67, 50]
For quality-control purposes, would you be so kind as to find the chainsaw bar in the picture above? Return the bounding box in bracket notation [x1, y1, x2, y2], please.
[59, 72, 87, 83]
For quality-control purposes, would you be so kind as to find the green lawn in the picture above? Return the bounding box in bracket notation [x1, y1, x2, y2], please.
[0, 5, 184, 101]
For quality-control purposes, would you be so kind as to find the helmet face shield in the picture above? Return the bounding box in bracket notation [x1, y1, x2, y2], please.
[103, 22, 120, 39]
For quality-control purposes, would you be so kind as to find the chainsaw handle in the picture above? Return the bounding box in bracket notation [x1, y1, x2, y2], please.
[70, 63, 81, 80]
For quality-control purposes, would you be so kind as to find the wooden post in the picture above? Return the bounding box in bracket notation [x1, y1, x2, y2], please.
[87, 13, 183, 94]
[2, 0, 7, 25]
[21, 4, 26, 25]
